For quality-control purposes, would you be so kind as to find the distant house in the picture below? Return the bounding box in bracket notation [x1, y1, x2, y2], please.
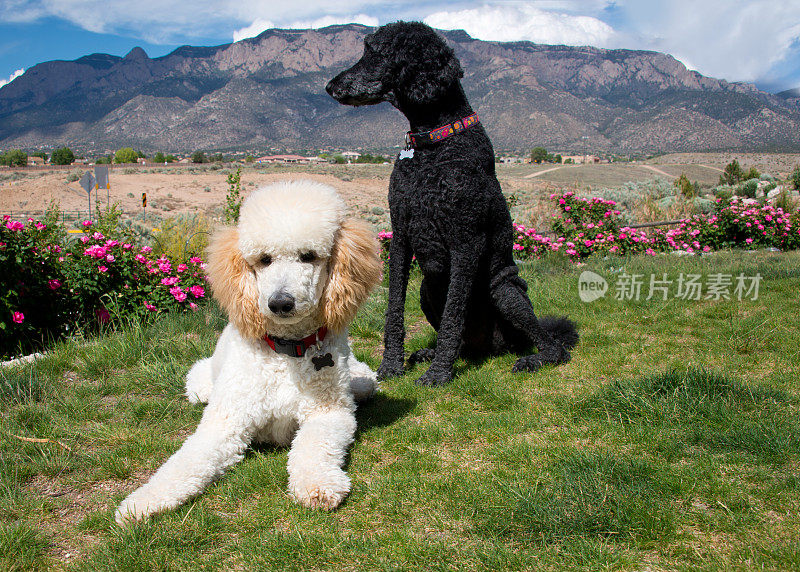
[255, 154, 322, 164]
[71, 158, 89, 165]
[28, 156, 45, 166]
[499, 156, 525, 164]
[561, 155, 600, 164]
[340, 151, 361, 163]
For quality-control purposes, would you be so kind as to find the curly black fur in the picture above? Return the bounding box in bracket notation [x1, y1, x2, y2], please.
[327, 22, 578, 386]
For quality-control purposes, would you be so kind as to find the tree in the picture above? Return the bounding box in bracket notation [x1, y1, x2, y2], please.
[31, 151, 48, 162]
[114, 147, 139, 164]
[530, 147, 548, 164]
[3, 149, 27, 167]
[51, 146, 75, 165]
[95, 155, 112, 164]
[191, 151, 207, 164]
[210, 153, 224, 163]
[719, 159, 744, 185]
[165, 154, 176, 163]
[153, 152, 165, 163]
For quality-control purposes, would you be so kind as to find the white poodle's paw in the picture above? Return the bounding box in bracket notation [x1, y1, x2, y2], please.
[114, 488, 177, 526]
[289, 469, 351, 511]
[185, 358, 213, 404]
[348, 356, 378, 403]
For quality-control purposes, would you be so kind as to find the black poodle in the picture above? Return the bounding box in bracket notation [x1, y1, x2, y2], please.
[326, 21, 578, 386]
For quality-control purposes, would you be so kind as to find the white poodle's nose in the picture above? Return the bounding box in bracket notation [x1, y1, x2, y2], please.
[268, 292, 296, 316]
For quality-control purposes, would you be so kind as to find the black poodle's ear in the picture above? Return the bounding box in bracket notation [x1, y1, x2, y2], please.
[398, 42, 464, 105]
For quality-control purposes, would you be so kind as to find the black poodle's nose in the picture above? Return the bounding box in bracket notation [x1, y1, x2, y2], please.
[268, 292, 295, 315]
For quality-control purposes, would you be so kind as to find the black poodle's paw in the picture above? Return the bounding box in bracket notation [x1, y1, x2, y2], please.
[414, 367, 453, 387]
[408, 348, 436, 366]
[512, 355, 545, 373]
[377, 359, 405, 380]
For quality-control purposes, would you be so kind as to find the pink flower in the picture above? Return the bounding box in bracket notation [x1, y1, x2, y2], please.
[177, 264, 188, 273]
[144, 301, 157, 312]
[35, 222, 46, 230]
[140, 246, 153, 254]
[161, 276, 180, 286]
[83, 245, 108, 258]
[189, 302, 198, 310]
[122, 243, 133, 250]
[48, 279, 61, 290]
[135, 254, 147, 263]
[92, 231, 104, 240]
[80, 236, 90, 244]
[513, 243, 523, 251]
[5, 220, 24, 231]
[189, 256, 204, 265]
[98, 266, 108, 273]
[82, 220, 92, 227]
[188, 285, 205, 299]
[12, 312, 24, 324]
[105, 254, 115, 262]
[170, 286, 187, 302]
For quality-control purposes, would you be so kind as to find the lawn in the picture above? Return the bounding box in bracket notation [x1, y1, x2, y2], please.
[1, 250, 799, 571]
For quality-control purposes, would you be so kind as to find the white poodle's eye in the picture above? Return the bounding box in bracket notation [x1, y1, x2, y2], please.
[299, 251, 317, 263]
[259, 254, 273, 266]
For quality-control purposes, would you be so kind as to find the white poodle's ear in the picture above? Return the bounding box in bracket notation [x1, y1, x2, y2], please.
[207, 226, 266, 339]
[322, 219, 382, 333]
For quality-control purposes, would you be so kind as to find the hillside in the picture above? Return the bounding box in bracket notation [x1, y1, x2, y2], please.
[1, 24, 799, 153]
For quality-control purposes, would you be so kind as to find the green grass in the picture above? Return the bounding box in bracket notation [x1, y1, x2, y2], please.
[2, 249, 799, 570]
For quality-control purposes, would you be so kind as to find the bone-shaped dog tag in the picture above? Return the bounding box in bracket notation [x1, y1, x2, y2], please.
[312, 353, 335, 371]
[398, 149, 414, 160]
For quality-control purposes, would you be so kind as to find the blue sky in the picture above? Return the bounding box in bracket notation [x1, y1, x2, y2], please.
[1, 0, 799, 93]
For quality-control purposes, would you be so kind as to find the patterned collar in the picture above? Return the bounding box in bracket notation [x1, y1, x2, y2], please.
[405, 113, 480, 149]
[262, 327, 328, 357]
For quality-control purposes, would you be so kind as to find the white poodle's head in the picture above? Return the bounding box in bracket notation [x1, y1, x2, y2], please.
[206, 180, 382, 338]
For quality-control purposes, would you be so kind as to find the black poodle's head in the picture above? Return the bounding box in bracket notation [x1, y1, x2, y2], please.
[326, 21, 464, 109]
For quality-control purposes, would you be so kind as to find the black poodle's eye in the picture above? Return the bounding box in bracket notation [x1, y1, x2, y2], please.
[300, 251, 317, 263]
[259, 254, 272, 266]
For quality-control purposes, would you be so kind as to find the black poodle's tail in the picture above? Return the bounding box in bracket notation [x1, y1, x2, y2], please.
[540, 315, 579, 351]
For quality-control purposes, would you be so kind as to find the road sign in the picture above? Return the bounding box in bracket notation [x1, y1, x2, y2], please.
[79, 172, 95, 195]
[142, 192, 147, 208]
[94, 165, 109, 189]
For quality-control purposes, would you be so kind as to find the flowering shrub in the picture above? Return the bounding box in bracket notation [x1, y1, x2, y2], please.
[376, 193, 800, 265]
[1, 210, 208, 358]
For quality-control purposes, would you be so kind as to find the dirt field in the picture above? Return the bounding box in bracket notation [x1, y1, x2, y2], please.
[2, 153, 799, 229]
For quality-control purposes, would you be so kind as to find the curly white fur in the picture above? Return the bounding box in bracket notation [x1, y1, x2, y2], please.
[115, 180, 382, 525]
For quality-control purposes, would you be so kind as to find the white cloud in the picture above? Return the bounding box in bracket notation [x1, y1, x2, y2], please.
[287, 13, 379, 31]
[233, 13, 378, 42]
[619, 0, 800, 84]
[423, 3, 615, 47]
[0, 67, 24, 88]
[232, 18, 276, 42]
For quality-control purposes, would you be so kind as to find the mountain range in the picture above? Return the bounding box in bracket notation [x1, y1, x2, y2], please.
[1, 23, 799, 154]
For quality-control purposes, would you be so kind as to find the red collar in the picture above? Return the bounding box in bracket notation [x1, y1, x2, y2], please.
[405, 113, 480, 148]
[262, 327, 328, 357]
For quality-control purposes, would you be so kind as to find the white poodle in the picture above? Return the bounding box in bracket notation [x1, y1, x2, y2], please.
[115, 180, 383, 524]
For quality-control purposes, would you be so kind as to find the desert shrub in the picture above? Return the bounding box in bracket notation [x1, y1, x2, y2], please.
[674, 173, 698, 198]
[152, 213, 213, 261]
[791, 166, 800, 191]
[1, 210, 208, 358]
[736, 179, 759, 198]
[224, 167, 242, 224]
